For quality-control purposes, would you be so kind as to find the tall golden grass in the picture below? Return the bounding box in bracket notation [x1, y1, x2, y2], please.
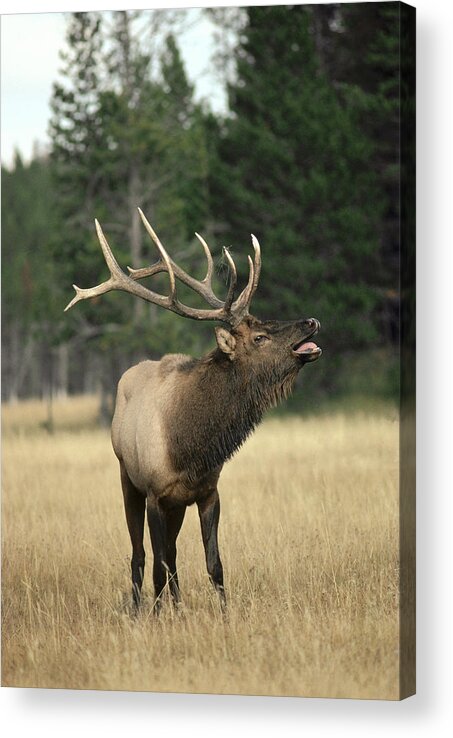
[2, 395, 400, 699]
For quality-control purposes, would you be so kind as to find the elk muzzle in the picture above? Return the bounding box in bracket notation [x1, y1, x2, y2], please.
[291, 318, 322, 362]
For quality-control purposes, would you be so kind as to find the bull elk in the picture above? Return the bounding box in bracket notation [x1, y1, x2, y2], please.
[65, 209, 321, 611]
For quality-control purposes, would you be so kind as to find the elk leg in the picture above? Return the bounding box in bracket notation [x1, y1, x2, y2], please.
[120, 463, 146, 610]
[146, 496, 168, 613]
[197, 490, 226, 608]
[165, 506, 186, 603]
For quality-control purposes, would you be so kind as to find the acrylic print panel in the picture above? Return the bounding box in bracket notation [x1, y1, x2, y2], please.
[1, 2, 415, 699]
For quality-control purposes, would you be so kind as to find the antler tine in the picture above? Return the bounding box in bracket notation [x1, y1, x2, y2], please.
[229, 234, 261, 321]
[64, 212, 261, 326]
[195, 232, 214, 284]
[250, 234, 262, 300]
[127, 222, 224, 310]
[64, 220, 127, 311]
[222, 247, 238, 312]
[137, 208, 176, 303]
[244, 255, 256, 305]
[65, 219, 182, 313]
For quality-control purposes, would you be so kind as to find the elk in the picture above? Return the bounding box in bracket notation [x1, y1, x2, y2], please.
[65, 208, 321, 611]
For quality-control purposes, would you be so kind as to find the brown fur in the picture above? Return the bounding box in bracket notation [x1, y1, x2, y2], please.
[65, 217, 321, 609]
[111, 314, 321, 609]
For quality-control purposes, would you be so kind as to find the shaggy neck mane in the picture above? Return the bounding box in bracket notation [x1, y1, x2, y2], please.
[167, 349, 298, 483]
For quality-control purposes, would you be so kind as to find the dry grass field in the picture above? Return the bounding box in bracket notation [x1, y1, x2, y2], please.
[2, 395, 400, 699]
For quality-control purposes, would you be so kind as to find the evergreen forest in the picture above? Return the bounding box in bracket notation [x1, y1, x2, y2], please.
[1, 3, 408, 417]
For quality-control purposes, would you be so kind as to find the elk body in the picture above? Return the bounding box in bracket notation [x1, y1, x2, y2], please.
[66, 209, 321, 611]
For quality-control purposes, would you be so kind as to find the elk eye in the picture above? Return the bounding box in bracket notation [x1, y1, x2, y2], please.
[254, 334, 269, 344]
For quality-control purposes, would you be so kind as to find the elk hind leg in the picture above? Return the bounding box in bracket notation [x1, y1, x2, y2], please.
[147, 496, 169, 613]
[165, 506, 186, 604]
[120, 463, 146, 610]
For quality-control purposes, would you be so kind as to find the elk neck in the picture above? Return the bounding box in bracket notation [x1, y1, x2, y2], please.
[166, 348, 299, 484]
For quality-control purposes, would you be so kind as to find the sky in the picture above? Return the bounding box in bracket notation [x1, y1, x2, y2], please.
[0, 5, 228, 168]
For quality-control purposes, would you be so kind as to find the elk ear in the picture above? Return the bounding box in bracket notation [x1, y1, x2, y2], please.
[215, 326, 236, 359]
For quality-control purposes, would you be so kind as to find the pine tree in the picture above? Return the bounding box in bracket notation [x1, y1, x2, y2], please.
[97, 17, 214, 352]
[48, 10, 117, 338]
[48, 10, 216, 414]
[209, 5, 384, 395]
[344, 2, 401, 348]
[1, 154, 61, 401]
[313, 2, 402, 347]
[50, 12, 105, 253]
[158, 33, 210, 237]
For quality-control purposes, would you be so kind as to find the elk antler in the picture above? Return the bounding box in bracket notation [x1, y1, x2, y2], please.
[64, 209, 261, 326]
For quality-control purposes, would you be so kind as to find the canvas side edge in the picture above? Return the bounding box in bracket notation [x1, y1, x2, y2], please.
[398, 0, 416, 701]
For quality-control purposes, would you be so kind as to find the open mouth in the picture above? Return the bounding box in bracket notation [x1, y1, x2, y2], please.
[292, 321, 322, 362]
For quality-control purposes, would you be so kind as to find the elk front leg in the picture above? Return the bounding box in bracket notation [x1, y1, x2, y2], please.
[197, 490, 226, 608]
[146, 496, 168, 613]
[120, 463, 146, 610]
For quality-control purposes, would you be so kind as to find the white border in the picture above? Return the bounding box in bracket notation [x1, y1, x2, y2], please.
[1, 0, 452, 735]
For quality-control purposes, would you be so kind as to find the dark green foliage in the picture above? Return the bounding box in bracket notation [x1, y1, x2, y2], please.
[317, 2, 402, 346]
[2, 153, 60, 326]
[208, 3, 400, 400]
[47, 11, 214, 408]
[2, 154, 62, 400]
[210, 7, 381, 341]
[49, 12, 113, 334]
[3, 4, 406, 407]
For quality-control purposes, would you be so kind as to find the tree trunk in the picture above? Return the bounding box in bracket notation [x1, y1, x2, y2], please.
[55, 343, 69, 398]
[129, 165, 144, 323]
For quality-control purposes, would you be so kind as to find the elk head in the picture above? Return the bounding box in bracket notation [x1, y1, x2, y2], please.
[65, 208, 322, 369]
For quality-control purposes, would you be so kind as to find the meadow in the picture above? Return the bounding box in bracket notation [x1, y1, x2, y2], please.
[2, 395, 400, 699]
